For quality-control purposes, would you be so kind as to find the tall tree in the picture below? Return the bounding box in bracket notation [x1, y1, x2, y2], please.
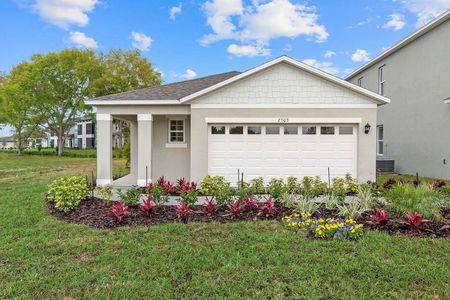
[94, 49, 162, 150]
[0, 62, 42, 155]
[94, 49, 162, 96]
[30, 49, 102, 156]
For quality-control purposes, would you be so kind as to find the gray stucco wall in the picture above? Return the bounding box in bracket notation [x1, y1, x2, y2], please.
[152, 115, 190, 181]
[190, 108, 377, 183]
[348, 19, 450, 179]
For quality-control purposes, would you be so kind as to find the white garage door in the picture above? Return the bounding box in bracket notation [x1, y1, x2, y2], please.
[208, 124, 357, 183]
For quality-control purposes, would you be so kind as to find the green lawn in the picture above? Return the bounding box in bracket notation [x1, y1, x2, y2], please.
[0, 152, 449, 299]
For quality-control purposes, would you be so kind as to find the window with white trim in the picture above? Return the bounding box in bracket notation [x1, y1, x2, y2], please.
[377, 125, 384, 156]
[168, 119, 185, 143]
[378, 65, 386, 96]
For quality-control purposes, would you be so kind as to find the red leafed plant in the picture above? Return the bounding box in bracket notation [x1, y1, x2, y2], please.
[260, 196, 275, 217]
[405, 212, 429, 231]
[203, 196, 216, 214]
[140, 196, 156, 215]
[383, 178, 396, 190]
[244, 196, 257, 211]
[177, 177, 197, 192]
[176, 202, 191, 221]
[111, 200, 128, 221]
[228, 200, 242, 216]
[156, 176, 175, 194]
[431, 179, 446, 190]
[370, 209, 388, 226]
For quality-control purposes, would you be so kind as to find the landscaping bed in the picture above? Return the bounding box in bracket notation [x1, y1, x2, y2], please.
[47, 197, 450, 238]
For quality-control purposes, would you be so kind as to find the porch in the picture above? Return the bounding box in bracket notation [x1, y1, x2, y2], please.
[96, 109, 191, 187]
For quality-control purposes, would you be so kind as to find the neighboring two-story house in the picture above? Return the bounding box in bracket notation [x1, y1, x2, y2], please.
[346, 10, 450, 179]
[49, 118, 96, 149]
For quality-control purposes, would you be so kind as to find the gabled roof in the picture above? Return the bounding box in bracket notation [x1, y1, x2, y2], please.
[346, 10, 450, 80]
[86, 71, 240, 105]
[181, 56, 390, 105]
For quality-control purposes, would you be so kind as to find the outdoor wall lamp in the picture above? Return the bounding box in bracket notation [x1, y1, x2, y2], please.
[364, 123, 371, 134]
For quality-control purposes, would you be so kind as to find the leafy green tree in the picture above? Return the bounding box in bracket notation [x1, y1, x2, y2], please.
[94, 49, 162, 96]
[0, 62, 42, 155]
[30, 49, 102, 156]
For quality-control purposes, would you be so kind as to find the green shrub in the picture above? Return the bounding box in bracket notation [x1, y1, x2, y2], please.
[179, 189, 198, 206]
[337, 200, 367, 220]
[215, 184, 234, 206]
[323, 192, 341, 210]
[286, 176, 299, 194]
[356, 184, 378, 211]
[301, 176, 327, 198]
[268, 178, 285, 199]
[236, 182, 251, 200]
[95, 184, 113, 205]
[118, 186, 141, 206]
[384, 183, 445, 221]
[149, 184, 169, 205]
[295, 194, 319, 214]
[200, 175, 229, 196]
[47, 176, 90, 213]
[249, 177, 265, 194]
[279, 192, 297, 208]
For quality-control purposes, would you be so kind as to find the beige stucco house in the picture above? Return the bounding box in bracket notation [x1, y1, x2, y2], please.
[86, 56, 390, 187]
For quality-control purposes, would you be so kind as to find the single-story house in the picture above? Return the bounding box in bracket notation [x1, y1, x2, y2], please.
[86, 56, 390, 187]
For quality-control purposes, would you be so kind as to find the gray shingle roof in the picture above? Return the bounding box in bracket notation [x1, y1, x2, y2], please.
[92, 71, 241, 101]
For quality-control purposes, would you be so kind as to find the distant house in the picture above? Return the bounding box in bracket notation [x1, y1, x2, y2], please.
[0, 136, 15, 149]
[346, 10, 450, 179]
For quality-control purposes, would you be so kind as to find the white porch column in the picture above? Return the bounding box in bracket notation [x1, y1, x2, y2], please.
[129, 121, 138, 180]
[137, 114, 152, 186]
[96, 114, 113, 185]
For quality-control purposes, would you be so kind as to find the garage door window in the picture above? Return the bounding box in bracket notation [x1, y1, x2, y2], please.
[211, 126, 225, 134]
[302, 126, 316, 135]
[230, 126, 244, 134]
[320, 126, 335, 135]
[284, 126, 298, 135]
[266, 126, 280, 135]
[248, 126, 261, 135]
[339, 126, 353, 135]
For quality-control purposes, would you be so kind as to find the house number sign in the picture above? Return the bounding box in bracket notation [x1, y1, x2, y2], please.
[277, 118, 290, 123]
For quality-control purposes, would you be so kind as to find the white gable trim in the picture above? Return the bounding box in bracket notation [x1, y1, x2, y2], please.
[180, 56, 390, 105]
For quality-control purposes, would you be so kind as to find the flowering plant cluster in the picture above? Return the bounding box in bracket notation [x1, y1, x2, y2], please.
[111, 200, 128, 221]
[282, 213, 364, 239]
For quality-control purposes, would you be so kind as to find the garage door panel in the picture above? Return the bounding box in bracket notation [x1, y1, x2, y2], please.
[208, 124, 357, 183]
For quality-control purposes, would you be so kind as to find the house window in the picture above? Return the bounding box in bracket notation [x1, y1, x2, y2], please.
[339, 126, 353, 135]
[248, 126, 261, 135]
[266, 126, 280, 135]
[378, 65, 386, 96]
[377, 125, 384, 156]
[284, 126, 298, 135]
[211, 126, 225, 134]
[169, 119, 185, 143]
[86, 123, 94, 135]
[86, 137, 95, 148]
[77, 138, 82, 148]
[357, 77, 363, 87]
[302, 126, 316, 135]
[77, 124, 83, 135]
[229, 126, 243, 134]
[320, 126, 335, 135]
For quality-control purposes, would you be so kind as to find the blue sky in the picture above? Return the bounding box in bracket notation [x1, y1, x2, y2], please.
[1, 0, 449, 136]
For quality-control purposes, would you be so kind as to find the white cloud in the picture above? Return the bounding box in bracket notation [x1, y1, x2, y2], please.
[347, 17, 373, 29]
[131, 32, 152, 51]
[31, 0, 99, 29]
[181, 69, 197, 79]
[395, 0, 450, 27]
[170, 2, 182, 20]
[68, 31, 97, 49]
[351, 49, 370, 62]
[383, 13, 406, 30]
[227, 43, 271, 57]
[324, 50, 336, 58]
[201, 0, 328, 47]
[302, 59, 339, 75]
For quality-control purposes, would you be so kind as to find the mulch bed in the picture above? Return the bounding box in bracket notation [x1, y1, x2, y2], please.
[47, 198, 450, 238]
